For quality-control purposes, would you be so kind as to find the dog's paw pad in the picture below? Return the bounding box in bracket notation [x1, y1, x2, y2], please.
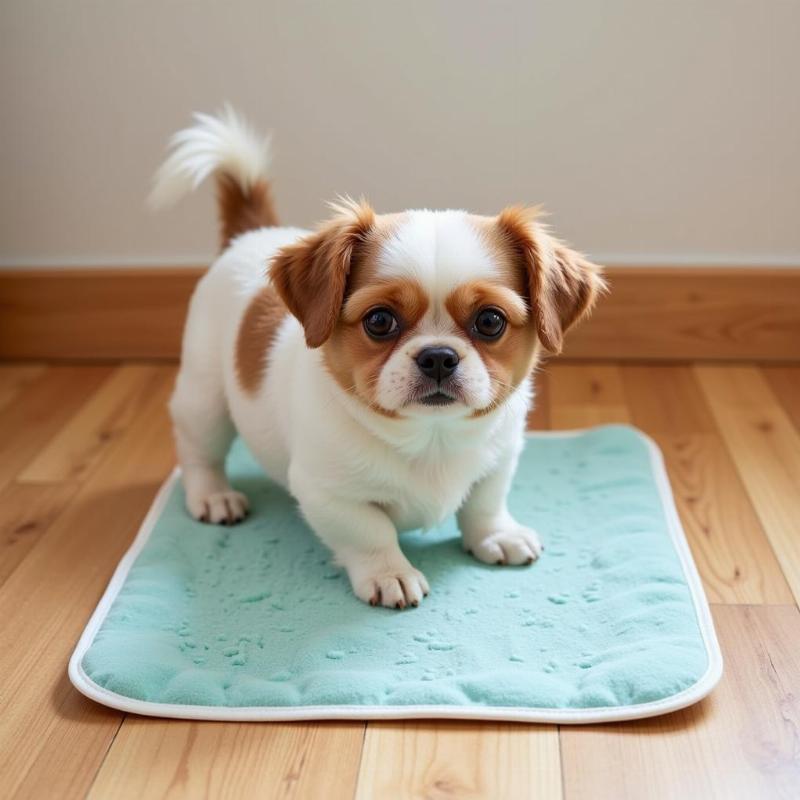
[188, 490, 249, 525]
[354, 568, 430, 609]
[467, 526, 543, 566]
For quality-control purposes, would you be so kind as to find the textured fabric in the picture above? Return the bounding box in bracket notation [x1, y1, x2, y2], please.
[81, 426, 710, 711]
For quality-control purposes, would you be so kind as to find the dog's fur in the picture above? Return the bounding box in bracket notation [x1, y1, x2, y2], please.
[152, 107, 605, 608]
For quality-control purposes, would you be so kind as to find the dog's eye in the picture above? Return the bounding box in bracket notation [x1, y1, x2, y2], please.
[473, 307, 507, 340]
[363, 307, 400, 339]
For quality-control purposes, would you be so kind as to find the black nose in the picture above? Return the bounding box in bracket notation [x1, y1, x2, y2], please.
[416, 347, 460, 381]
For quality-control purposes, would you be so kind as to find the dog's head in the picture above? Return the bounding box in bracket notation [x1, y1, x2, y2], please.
[271, 200, 604, 418]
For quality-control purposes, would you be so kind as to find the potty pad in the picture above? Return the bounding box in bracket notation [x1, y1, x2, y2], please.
[69, 425, 722, 723]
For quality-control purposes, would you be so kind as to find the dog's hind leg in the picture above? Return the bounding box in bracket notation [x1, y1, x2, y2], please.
[169, 271, 249, 526]
[153, 107, 278, 525]
[170, 359, 248, 525]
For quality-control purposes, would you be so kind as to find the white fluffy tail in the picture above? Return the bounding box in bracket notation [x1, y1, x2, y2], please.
[148, 104, 272, 210]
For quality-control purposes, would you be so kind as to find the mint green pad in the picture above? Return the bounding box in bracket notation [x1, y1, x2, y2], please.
[70, 426, 721, 723]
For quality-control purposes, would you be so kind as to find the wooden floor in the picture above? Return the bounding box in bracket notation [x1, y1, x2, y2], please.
[1, 361, 799, 799]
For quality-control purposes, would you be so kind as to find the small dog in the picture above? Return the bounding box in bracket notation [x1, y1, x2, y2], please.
[152, 107, 604, 609]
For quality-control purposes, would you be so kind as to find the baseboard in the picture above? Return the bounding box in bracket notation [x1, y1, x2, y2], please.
[1, 266, 798, 362]
[0, 267, 201, 361]
[566, 266, 800, 361]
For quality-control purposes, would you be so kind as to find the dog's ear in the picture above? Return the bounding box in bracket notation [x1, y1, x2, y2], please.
[270, 199, 375, 348]
[496, 206, 606, 354]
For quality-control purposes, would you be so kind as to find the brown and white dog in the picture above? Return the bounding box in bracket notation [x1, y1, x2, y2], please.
[151, 107, 605, 609]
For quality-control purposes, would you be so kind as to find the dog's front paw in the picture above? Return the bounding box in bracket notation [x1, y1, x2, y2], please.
[345, 552, 429, 609]
[464, 524, 543, 566]
[187, 489, 249, 525]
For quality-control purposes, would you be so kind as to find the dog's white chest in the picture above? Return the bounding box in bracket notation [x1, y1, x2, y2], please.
[375, 447, 490, 532]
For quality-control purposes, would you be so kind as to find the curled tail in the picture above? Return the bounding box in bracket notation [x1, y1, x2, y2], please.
[149, 105, 278, 249]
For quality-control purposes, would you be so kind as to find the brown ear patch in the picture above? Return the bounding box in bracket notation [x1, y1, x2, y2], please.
[235, 286, 288, 394]
[270, 200, 376, 348]
[495, 206, 605, 353]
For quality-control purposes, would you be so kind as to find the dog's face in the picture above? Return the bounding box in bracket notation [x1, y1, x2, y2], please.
[271, 201, 604, 419]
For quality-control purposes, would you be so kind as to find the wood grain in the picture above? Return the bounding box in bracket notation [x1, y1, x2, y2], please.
[356, 721, 561, 800]
[13, 675, 128, 800]
[564, 267, 800, 361]
[2, 266, 798, 361]
[547, 364, 631, 427]
[0, 364, 46, 411]
[20, 365, 174, 482]
[88, 719, 365, 800]
[0, 366, 112, 489]
[622, 365, 793, 604]
[761, 366, 800, 432]
[695, 366, 800, 604]
[620, 364, 715, 433]
[0, 481, 80, 588]
[560, 604, 800, 800]
[0, 366, 177, 798]
[0, 267, 203, 361]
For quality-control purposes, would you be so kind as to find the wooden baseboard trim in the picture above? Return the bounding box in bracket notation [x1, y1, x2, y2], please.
[567, 266, 800, 361]
[1, 266, 798, 362]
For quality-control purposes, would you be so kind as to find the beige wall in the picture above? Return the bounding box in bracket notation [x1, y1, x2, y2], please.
[1, 0, 798, 267]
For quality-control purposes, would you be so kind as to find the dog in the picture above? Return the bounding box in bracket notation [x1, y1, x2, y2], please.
[151, 106, 604, 609]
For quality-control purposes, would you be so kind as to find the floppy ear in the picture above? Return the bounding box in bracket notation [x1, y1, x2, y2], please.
[496, 206, 606, 353]
[270, 199, 375, 348]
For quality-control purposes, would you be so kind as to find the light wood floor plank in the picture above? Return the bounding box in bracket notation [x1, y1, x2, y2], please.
[88, 719, 364, 800]
[356, 721, 562, 800]
[548, 364, 631, 427]
[13, 672, 126, 800]
[0, 365, 112, 489]
[695, 366, 800, 604]
[0, 366, 177, 798]
[560, 604, 800, 800]
[761, 365, 800, 433]
[622, 366, 793, 604]
[1, 368, 173, 591]
[0, 480, 80, 588]
[621, 363, 716, 432]
[0, 364, 47, 412]
[20, 365, 174, 483]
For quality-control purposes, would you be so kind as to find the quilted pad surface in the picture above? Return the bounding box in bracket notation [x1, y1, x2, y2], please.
[71, 426, 721, 722]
